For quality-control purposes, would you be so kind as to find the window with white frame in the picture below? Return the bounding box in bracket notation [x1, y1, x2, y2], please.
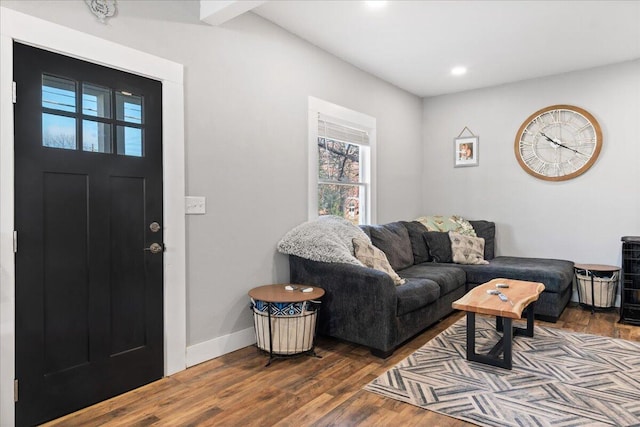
[308, 97, 376, 225]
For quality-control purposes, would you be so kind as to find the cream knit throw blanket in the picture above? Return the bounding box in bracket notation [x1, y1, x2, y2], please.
[277, 216, 368, 266]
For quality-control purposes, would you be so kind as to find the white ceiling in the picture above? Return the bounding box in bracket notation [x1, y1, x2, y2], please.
[249, 1, 640, 97]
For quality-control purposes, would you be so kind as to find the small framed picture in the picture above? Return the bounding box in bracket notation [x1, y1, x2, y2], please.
[454, 136, 479, 167]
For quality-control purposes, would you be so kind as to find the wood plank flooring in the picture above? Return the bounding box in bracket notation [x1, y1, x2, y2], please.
[42, 304, 639, 427]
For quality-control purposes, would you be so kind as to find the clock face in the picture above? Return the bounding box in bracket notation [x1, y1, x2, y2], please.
[515, 105, 602, 181]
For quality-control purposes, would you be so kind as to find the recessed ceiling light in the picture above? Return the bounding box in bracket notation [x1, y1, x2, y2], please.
[365, 1, 388, 8]
[451, 66, 467, 76]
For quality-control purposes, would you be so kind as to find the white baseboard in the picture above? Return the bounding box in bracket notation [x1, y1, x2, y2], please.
[185, 288, 615, 369]
[186, 327, 256, 368]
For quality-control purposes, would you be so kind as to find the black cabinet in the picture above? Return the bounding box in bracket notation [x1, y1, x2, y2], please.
[621, 236, 640, 324]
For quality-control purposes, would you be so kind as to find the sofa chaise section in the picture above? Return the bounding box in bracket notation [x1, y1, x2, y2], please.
[457, 256, 574, 322]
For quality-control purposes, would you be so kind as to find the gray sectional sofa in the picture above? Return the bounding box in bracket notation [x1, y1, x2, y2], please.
[288, 219, 574, 358]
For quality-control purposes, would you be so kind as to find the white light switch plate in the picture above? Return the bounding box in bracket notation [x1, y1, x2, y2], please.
[185, 196, 206, 214]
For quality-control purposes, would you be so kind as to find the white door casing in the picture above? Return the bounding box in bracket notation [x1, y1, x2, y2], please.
[0, 7, 187, 426]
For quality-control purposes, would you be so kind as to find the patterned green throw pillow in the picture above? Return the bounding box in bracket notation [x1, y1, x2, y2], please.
[415, 215, 477, 237]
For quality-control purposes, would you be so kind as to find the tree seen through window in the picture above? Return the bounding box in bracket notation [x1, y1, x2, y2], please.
[318, 137, 362, 224]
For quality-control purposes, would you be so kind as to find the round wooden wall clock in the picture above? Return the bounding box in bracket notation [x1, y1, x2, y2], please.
[514, 105, 602, 181]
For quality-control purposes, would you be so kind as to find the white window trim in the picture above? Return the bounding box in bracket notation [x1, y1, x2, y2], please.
[308, 96, 377, 224]
[0, 8, 186, 425]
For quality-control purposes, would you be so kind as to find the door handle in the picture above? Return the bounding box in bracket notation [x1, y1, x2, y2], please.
[144, 243, 163, 254]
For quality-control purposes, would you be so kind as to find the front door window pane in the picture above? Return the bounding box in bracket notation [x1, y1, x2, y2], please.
[117, 126, 142, 157]
[82, 83, 111, 118]
[116, 92, 143, 124]
[43, 113, 76, 150]
[42, 75, 76, 113]
[40, 74, 148, 157]
[83, 120, 112, 153]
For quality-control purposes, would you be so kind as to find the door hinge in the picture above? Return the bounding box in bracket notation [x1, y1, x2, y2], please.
[14, 379, 18, 402]
[12, 81, 16, 104]
[13, 231, 17, 253]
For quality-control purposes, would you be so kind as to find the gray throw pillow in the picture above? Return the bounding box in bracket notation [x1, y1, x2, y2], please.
[401, 221, 431, 264]
[423, 231, 452, 263]
[368, 222, 414, 271]
[468, 220, 495, 260]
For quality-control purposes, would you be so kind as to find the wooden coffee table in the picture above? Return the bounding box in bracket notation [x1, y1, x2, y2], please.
[452, 278, 545, 369]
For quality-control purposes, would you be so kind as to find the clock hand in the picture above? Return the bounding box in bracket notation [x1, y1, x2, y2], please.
[554, 141, 586, 156]
[539, 132, 557, 144]
[539, 132, 586, 156]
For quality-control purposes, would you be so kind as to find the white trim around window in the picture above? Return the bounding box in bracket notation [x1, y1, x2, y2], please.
[308, 96, 377, 225]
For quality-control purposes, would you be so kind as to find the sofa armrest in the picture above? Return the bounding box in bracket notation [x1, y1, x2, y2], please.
[288, 255, 398, 352]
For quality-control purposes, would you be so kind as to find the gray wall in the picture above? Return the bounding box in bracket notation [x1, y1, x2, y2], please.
[6, 0, 637, 351]
[423, 60, 640, 267]
[1, 1, 423, 346]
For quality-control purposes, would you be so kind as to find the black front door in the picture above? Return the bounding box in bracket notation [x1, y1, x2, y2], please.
[13, 42, 164, 426]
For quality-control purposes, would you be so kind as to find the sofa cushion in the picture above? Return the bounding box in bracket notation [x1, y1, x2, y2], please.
[401, 220, 431, 264]
[396, 278, 440, 316]
[459, 256, 574, 293]
[423, 231, 452, 263]
[399, 263, 466, 296]
[367, 222, 414, 271]
[353, 237, 405, 286]
[449, 231, 489, 265]
[468, 220, 495, 260]
[359, 225, 372, 239]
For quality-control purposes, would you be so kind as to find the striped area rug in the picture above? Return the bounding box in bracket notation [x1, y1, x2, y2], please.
[365, 317, 640, 426]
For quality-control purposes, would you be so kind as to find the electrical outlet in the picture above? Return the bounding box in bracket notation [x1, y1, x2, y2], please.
[185, 196, 206, 214]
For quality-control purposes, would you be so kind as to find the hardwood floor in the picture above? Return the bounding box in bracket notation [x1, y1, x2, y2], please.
[43, 304, 639, 427]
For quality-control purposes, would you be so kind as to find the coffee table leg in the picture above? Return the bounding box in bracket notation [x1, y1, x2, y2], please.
[506, 303, 536, 338]
[466, 311, 476, 361]
[503, 317, 513, 369]
[466, 312, 513, 370]
[524, 302, 535, 337]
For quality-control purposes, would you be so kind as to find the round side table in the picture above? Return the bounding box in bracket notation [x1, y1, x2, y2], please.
[574, 264, 620, 314]
[248, 284, 324, 366]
